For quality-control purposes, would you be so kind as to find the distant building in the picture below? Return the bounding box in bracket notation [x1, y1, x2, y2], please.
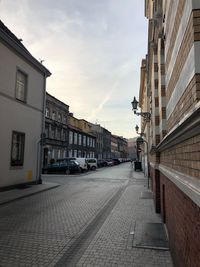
[44, 93, 69, 164]
[68, 115, 96, 158]
[111, 135, 119, 158]
[127, 138, 137, 160]
[0, 20, 51, 188]
[102, 127, 111, 159]
[89, 123, 104, 159]
[112, 135, 128, 159]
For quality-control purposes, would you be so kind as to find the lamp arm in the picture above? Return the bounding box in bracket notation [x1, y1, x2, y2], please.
[134, 111, 151, 120]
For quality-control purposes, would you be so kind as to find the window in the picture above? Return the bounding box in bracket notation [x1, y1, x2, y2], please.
[63, 116, 67, 124]
[68, 149, 72, 157]
[58, 113, 61, 122]
[45, 108, 50, 117]
[52, 111, 56, 120]
[73, 150, 77, 157]
[16, 70, 27, 102]
[78, 134, 82, 145]
[74, 133, 77, 144]
[58, 149, 61, 159]
[78, 150, 82, 157]
[83, 136, 86, 146]
[87, 137, 90, 146]
[62, 130, 66, 141]
[69, 131, 73, 144]
[45, 125, 49, 138]
[57, 129, 61, 140]
[11, 131, 25, 166]
[51, 127, 56, 139]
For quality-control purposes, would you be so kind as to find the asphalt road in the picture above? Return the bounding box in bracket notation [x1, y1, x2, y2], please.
[0, 163, 132, 267]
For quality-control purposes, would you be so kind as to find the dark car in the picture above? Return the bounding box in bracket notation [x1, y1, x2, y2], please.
[112, 158, 121, 165]
[97, 159, 108, 167]
[43, 160, 81, 174]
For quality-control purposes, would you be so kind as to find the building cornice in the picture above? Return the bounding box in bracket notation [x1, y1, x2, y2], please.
[157, 102, 200, 151]
[159, 164, 200, 208]
[150, 162, 200, 207]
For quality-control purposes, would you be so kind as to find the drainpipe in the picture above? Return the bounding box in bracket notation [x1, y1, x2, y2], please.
[37, 73, 47, 184]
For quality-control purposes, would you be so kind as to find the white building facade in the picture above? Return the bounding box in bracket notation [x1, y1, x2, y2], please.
[0, 21, 51, 188]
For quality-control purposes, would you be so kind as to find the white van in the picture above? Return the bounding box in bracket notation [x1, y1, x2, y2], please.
[86, 158, 97, 170]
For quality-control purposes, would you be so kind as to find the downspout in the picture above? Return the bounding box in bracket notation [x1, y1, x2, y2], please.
[37, 72, 47, 184]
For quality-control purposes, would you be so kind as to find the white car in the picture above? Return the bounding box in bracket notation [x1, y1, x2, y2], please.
[86, 158, 97, 170]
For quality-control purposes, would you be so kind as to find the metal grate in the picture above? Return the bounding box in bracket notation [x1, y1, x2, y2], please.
[132, 222, 169, 250]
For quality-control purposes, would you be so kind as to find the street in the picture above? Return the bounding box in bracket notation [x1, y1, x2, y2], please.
[0, 163, 172, 267]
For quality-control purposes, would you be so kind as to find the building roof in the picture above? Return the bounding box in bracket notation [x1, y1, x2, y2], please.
[46, 92, 69, 109]
[0, 20, 51, 77]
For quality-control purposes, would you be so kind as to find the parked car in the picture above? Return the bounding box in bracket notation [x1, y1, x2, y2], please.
[112, 158, 121, 165]
[97, 159, 108, 167]
[86, 158, 97, 170]
[105, 159, 114, 166]
[57, 157, 88, 172]
[73, 158, 89, 171]
[43, 160, 81, 174]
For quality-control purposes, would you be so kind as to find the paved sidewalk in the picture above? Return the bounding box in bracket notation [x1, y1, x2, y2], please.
[0, 169, 174, 266]
[0, 181, 59, 205]
[74, 170, 173, 267]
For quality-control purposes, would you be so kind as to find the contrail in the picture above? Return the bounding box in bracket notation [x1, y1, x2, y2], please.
[87, 80, 118, 121]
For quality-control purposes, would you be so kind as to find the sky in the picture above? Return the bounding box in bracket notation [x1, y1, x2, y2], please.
[0, 0, 148, 138]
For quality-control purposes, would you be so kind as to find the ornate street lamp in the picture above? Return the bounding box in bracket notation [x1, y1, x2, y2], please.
[131, 97, 151, 120]
[135, 124, 144, 137]
[135, 124, 139, 133]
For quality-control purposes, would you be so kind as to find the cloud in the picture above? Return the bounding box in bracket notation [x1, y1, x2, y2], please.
[0, 0, 147, 138]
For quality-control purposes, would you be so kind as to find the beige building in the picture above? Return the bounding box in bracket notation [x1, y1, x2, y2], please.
[127, 138, 137, 160]
[0, 20, 51, 188]
[138, 1, 200, 266]
[68, 115, 96, 158]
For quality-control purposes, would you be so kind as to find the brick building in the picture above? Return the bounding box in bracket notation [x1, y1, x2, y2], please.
[139, 1, 200, 266]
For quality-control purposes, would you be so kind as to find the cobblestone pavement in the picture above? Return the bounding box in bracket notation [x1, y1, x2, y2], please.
[0, 165, 129, 267]
[0, 164, 173, 266]
[75, 172, 173, 267]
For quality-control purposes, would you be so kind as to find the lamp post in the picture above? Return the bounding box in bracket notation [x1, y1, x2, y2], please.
[135, 124, 144, 137]
[131, 96, 151, 121]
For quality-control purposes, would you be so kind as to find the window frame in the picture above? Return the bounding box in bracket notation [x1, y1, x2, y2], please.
[10, 131, 25, 166]
[15, 68, 28, 103]
[52, 111, 56, 120]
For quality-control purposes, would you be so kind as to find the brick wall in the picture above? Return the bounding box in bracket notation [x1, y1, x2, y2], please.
[150, 166, 161, 213]
[165, 0, 186, 70]
[166, 12, 194, 101]
[168, 74, 200, 130]
[166, 8, 200, 131]
[160, 134, 200, 178]
[159, 172, 200, 267]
